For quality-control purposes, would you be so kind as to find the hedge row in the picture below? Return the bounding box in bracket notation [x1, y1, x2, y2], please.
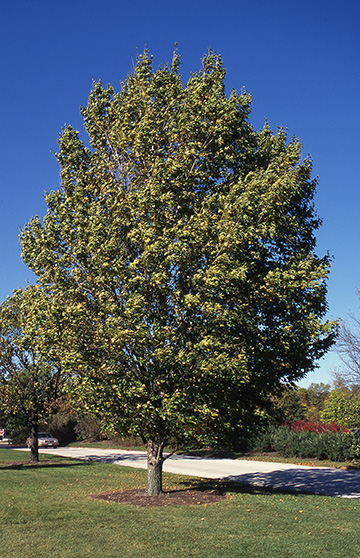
[254, 424, 360, 462]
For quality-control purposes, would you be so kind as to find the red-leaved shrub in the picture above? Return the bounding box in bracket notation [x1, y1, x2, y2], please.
[284, 420, 350, 433]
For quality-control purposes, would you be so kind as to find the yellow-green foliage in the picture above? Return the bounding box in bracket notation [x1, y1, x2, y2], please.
[20, 50, 336, 454]
[321, 388, 360, 429]
[0, 286, 65, 424]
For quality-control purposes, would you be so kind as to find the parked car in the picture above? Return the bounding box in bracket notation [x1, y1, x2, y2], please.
[26, 432, 59, 448]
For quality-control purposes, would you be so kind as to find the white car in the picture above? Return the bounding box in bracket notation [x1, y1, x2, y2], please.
[27, 432, 59, 448]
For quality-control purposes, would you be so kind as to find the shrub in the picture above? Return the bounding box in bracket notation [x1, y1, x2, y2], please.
[253, 421, 358, 461]
[285, 420, 350, 433]
[74, 414, 103, 441]
[351, 435, 360, 459]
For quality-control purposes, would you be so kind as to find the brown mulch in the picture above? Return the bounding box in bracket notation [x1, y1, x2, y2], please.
[91, 488, 228, 507]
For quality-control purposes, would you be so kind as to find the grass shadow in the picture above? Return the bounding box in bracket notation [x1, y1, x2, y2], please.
[177, 477, 277, 496]
[176, 476, 338, 498]
[0, 459, 91, 471]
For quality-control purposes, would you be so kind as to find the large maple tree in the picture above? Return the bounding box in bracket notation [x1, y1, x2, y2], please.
[20, 50, 335, 493]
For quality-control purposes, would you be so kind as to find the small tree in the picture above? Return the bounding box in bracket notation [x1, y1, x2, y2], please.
[320, 388, 360, 429]
[21, 50, 335, 493]
[297, 382, 331, 421]
[0, 286, 65, 462]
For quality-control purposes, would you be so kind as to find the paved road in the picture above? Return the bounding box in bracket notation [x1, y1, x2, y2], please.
[12, 446, 360, 499]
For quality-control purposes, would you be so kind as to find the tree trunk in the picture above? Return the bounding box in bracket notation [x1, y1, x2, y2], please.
[29, 419, 39, 463]
[146, 439, 164, 496]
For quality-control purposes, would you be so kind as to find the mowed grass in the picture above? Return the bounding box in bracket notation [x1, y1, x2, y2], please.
[0, 449, 359, 558]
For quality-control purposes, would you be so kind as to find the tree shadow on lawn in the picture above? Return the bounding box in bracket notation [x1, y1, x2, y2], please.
[179, 478, 275, 496]
[0, 459, 88, 471]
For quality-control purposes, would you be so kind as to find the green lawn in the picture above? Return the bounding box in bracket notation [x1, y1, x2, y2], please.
[0, 448, 359, 558]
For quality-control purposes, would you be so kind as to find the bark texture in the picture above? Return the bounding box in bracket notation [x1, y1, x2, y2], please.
[29, 419, 39, 463]
[146, 440, 164, 496]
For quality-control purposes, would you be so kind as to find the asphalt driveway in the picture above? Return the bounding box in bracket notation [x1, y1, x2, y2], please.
[13, 446, 360, 499]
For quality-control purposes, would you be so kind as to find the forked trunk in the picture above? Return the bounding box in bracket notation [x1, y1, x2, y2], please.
[29, 419, 39, 463]
[146, 439, 165, 496]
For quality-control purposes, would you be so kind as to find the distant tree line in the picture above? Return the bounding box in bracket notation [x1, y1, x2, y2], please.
[273, 381, 360, 430]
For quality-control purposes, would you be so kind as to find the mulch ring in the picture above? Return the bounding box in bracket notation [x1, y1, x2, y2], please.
[91, 488, 229, 507]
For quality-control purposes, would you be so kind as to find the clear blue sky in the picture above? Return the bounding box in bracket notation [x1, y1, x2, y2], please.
[1, 0, 359, 387]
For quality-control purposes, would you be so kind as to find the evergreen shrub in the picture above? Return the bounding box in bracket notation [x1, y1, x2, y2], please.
[253, 421, 360, 461]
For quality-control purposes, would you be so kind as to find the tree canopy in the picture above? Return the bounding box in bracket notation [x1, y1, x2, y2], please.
[297, 382, 332, 422]
[320, 387, 360, 429]
[0, 286, 65, 461]
[20, 50, 336, 493]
